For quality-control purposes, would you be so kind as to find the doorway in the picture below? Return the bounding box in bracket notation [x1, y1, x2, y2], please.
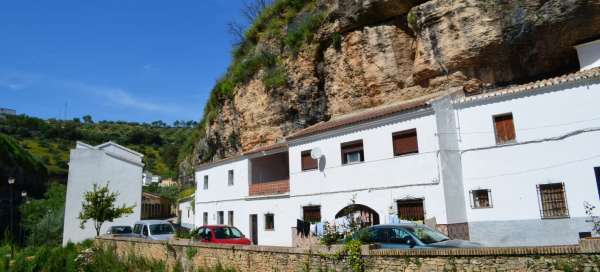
[249, 214, 258, 245]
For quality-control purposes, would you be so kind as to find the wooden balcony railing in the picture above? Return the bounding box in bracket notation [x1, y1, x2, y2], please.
[249, 179, 290, 196]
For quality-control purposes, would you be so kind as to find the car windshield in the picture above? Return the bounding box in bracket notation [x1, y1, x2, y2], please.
[149, 224, 174, 235]
[214, 227, 243, 239]
[404, 225, 449, 244]
[111, 226, 132, 234]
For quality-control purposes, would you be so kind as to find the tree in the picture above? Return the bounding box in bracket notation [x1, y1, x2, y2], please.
[19, 183, 66, 246]
[78, 183, 135, 237]
[82, 115, 93, 124]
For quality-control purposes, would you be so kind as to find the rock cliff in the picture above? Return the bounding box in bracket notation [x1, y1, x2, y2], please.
[179, 0, 600, 176]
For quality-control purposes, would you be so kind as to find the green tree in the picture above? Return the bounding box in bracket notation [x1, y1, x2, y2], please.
[78, 183, 135, 237]
[82, 115, 93, 124]
[19, 183, 66, 246]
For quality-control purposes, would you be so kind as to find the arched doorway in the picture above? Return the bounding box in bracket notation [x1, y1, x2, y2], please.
[335, 204, 380, 228]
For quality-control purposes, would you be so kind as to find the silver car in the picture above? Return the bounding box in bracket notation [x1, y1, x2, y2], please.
[356, 224, 482, 249]
[133, 220, 175, 241]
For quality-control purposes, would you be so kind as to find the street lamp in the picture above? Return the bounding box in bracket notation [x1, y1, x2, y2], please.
[7, 177, 15, 258]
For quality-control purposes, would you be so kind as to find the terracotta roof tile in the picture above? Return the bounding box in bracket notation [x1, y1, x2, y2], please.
[455, 67, 600, 104]
[286, 92, 444, 140]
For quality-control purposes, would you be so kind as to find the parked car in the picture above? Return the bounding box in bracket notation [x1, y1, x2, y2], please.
[356, 224, 482, 249]
[133, 220, 175, 241]
[106, 225, 135, 237]
[193, 225, 251, 245]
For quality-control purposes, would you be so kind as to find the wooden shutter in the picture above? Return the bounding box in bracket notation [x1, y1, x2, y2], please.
[397, 199, 425, 221]
[301, 151, 318, 171]
[494, 114, 516, 144]
[393, 129, 418, 156]
[303, 206, 321, 223]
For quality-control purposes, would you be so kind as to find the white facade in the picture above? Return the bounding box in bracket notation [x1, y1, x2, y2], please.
[62, 141, 143, 245]
[194, 44, 600, 247]
[179, 198, 195, 229]
[457, 76, 600, 246]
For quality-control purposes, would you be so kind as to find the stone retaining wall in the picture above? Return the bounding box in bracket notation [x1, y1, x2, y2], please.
[96, 236, 600, 272]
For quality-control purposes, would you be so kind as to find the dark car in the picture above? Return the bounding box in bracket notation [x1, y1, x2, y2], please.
[106, 225, 135, 237]
[193, 225, 252, 245]
[356, 224, 482, 249]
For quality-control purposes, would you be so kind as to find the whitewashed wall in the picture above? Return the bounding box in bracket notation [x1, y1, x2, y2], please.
[457, 79, 600, 246]
[63, 144, 142, 245]
[179, 199, 195, 229]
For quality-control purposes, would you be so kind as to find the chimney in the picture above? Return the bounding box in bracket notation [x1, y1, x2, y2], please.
[574, 39, 600, 71]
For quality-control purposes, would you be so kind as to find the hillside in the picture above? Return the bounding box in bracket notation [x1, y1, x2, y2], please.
[178, 0, 600, 173]
[0, 115, 195, 183]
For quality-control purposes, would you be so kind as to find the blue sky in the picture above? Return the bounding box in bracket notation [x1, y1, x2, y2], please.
[0, 0, 248, 123]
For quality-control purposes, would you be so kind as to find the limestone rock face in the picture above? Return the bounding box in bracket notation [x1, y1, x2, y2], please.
[410, 0, 600, 84]
[180, 0, 600, 172]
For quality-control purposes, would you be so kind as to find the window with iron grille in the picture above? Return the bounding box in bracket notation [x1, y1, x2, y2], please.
[397, 199, 424, 221]
[493, 113, 516, 144]
[301, 150, 318, 171]
[265, 213, 275, 230]
[303, 206, 321, 223]
[341, 140, 364, 165]
[228, 211, 234, 226]
[538, 183, 569, 218]
[392, 129, 418, 156]
[228, 170, 234, 186]
[203, 175, 209, 189]
[470, 189, 492, 208]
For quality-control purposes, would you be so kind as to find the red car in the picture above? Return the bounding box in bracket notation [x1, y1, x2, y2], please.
[194, 225, 252, 245]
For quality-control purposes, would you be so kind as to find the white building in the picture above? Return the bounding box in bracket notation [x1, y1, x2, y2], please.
[142, 171, 161, 186]
[62, 141, 143, 245]
[194, 40, 600, 247]
[178, 197, 195, 229]
[0, 108, 16, 119]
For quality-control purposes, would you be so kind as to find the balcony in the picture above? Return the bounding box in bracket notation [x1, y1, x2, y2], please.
[249, 151, 290, 196]
[249, 179, 290, 196]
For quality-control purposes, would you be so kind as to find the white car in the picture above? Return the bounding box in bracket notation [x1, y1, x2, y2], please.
[133, 220, 175, 241]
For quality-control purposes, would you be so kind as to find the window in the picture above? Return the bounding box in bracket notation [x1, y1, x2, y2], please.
[265, 213, 274, 230]
[392, 129, 418, 156]
[217, 211, 224, 225]
[538, 183, 569, 218]
[341, 140, 364, 165]
[228, 170, 234, 186]
[301, 150, 318, 171]
[303, 206, 321, 223]
[397, 199, 424, 221]
[470, 189, 492, 208]
[228, 211, 234, 226]
[494, 113, 516, 144]
[187, 208, 190, 218]
[133, 224, 142, 234]
[203, 175, 209, 189]
[203, 212, 208, 225]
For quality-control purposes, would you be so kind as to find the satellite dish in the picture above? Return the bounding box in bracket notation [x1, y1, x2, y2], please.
[310, 148, 322, 160]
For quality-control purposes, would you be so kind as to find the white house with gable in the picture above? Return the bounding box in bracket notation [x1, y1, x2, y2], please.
[193, 40, 600, 247]
[62, 141, 143, 245]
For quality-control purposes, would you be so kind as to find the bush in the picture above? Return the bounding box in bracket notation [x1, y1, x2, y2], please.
[285, 11, 326, 54]
[263, 65, 288, 89]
